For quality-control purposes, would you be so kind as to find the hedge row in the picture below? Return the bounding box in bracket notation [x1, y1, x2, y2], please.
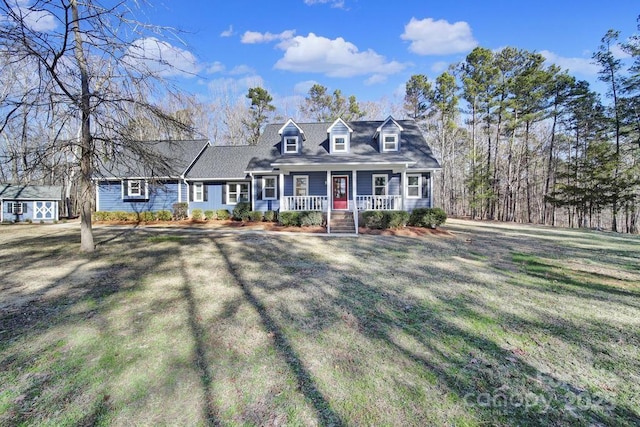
[361, 208, 447, 230]
[279, 211, 324, 227]
[93, 207, 279, 223]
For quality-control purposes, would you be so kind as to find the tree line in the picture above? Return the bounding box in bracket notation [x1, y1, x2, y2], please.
[1, 2, 638, 255]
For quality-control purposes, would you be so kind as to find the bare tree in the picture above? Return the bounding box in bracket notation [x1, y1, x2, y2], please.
[0, 0, 193, 251]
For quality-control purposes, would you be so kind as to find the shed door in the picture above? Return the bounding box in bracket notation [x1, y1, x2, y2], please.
[34, 201, 55, 220]
[332, 176, 348, 210]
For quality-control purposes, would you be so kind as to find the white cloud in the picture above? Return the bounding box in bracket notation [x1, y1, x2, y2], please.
[401, 17, 477, 55]
[6, 1, 57, 32]
[304, 0, 346, 9]
[220, 25, 234, 37]
[274, 33, 406, 78]
[431, 61, 449, 73]
[611, 44, 631, 60]
[125, 37, 200, 77]
[293, 80, 319, 94]
[207, 75, 265, 96]
[207, 61, 225, 74]
[364, 74, 387, 85]
[539, 50, 599, 76]
[241, 30, 295, 44]
[229, 65, 255, 75]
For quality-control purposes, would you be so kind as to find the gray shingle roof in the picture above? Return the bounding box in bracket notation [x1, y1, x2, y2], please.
[247, 119, 441, 171]
[185, 142, 279, 179]
[0, 184, 62, 200]
[97, 139, 209, 178]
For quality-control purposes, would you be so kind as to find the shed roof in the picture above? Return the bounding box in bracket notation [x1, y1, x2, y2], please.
[0, 184, 62, 200]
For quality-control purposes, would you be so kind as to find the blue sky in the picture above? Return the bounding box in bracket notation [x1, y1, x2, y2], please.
[138, 1, 638, 108]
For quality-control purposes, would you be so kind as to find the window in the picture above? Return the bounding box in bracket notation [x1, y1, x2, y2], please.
[332, 135, 347, 152]
[294, 175, 308, 197]
[262, 177, 277, 200]
[128, 180, 142, 197]
[382, 134, 398, 151]
[193, 182, 204, 202]
[10, 202, 24, 214]
[407, 174, 422, 198]
[372, 174, 387, 196]
[227, 182, 249, 204]
[284, 136, 298, 153]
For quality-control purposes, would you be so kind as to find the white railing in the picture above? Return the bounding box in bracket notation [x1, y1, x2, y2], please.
[282, 196, 327, 211]
[355, 195, 402, 211]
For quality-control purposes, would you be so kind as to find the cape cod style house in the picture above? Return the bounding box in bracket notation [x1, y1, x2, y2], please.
[94, 116, 441, 233]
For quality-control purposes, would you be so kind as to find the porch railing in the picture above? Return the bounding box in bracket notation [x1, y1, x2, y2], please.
[282, 196, 327, 211]
[355, 195, 402, 211]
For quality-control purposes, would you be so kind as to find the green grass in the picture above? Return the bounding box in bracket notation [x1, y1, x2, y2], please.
[0, 220, 639, 425]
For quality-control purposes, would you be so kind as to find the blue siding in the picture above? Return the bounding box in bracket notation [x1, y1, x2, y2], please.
[254, 175, 280, 212]
[284, 172, 327, 196]
[188, 182, 246, 212]
[97, 180, 180, 212]
[2, 200, 58, 222]
[356, 170, 399, 195]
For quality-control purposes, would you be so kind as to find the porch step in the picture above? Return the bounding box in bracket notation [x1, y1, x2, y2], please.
[330, 212, 356, 234]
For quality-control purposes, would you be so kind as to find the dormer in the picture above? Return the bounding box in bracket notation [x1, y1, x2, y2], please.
[278, 119, 305, 155]
[375, 116, 403, 152]
[327, 118, 353, 154]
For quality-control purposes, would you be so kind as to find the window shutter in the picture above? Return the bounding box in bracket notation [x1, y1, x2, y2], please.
[123, 181, 129, 197]
[256, 179, 262, 201]
[203, 184, 208, 202]
[189, 184, 193, 202]
[422, 174, 429, 199]
[222, 184, 227, 204]
[22, 202, 28, 213]
[6, 202, 10, 213]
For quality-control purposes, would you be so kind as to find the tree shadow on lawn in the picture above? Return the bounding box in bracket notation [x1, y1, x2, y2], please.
[0, 228, 223, 426]
[211, 232, 639, 425]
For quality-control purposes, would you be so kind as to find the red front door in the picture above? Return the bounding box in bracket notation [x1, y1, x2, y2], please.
[332, 176, 348, 210]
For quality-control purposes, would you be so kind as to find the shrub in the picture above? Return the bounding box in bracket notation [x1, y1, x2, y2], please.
[191, 208, 203, 221]
[172, 202, 189, 220]
[156, 210, 173, 221]
[248, 211, 263, 222]
[408, 207, 447, 228]
[216, 209, 230, 220]
[94, 211, 111, 221]
[232, 202, 251, 221]
[139, 211, 156, 222]
[300, 211, 323, 227]
[264, 210, 277, 222]
[114, 211, 131, 221]
[387, 211, 410, 229]
[361, 211, 387, 229]
[204, 210, 215, 220]
[279, 211, 300, 226]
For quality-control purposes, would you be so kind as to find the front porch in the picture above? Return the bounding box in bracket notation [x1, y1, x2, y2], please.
[281, 195, 403, 212]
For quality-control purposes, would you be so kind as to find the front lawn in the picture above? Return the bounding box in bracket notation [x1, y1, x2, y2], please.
[0, 220, 638, 425]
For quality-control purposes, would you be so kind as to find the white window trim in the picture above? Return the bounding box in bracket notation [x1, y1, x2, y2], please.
[193, 182, 204, 202]
[227, 182, 249, 205]
[332, 134, 348, 153]
[382, 133, 398, 152]
[11, 202, 24, 214]
[406, 174, 422, 199]
[372, 174, 388, 196]
[128, 179, 143, 197]
[284, 136, 299, 154]
[262, 176, 277, 200]
[293, 175, 309, 197]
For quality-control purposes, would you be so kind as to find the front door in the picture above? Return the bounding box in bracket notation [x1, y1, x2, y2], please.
[332, 176, 348, 210]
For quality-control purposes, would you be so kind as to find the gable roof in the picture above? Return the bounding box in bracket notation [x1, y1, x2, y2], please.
[247, 119, 440, 171]
[97, 139, 209, 179]
[0, 184, 62, 200]
[327, 117, 353, 133]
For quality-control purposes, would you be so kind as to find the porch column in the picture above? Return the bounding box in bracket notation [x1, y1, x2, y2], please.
[401, 170, 406, 211]
[279, 172, 284, 211]
[326, 170, 331, 233]
[352, 169, 357, 210]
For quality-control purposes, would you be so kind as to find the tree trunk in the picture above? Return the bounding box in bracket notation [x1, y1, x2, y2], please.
[71, 0, 95, 252]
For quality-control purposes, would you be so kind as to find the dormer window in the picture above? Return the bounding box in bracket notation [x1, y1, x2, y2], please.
[332, 136, 347, 153]
[383, 134, 398, 151]
[284, 136, 299, 153]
